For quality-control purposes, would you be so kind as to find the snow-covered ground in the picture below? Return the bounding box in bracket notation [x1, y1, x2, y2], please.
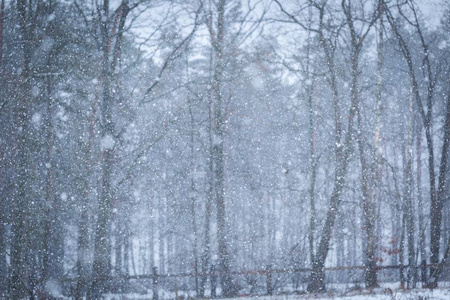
[102, 283, 450, 300]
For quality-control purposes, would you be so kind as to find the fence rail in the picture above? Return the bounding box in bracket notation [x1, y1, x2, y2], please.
[74, 263, 443, 280]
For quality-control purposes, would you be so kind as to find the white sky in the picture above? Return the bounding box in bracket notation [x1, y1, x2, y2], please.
[417, 0, 445, 28]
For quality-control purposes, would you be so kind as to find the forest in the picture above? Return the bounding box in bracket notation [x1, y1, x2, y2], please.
[0, 0, 449, 299]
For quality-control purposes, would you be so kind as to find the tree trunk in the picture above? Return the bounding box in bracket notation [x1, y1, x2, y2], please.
[91, 1, 131, 296]
[306, 3, 344, 292]
[91, 1, 115, 295]
[115, 219, 123, 276]
[209, 0, 234, 296]
[307, 154, 352, 292]
[10, 1, 34, 297]
[405, 75, 416, 288]
[124, 223, 130, 276]
[399, 198, 406, 289]
[75, 78, 99, 300]
[365, 15, 384, 289]
[357, 61, 377, 288]
[0, 0, 4, 67]
[75, 198, 90, 300]
[188, 96, 200, 296]
[417, 133, 427, 286]
[199, 102, 213, 297]
[305, 7, 317, 266]
[428, 81, 450, 286]
[42, 70, 64, 293]
[0, 1, 5, 292]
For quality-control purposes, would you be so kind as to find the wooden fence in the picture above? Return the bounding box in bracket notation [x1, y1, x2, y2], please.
[65, 263, 449, 299]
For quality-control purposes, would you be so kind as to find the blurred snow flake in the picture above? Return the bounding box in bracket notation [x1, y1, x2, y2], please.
[45, 280, 63, 298]
[47, 13, 56, 22]
[32, 112, 42, 125]
[60, 192, 68, 201]
[438, 40, 447, 49]
[32, 85, 40, 97]
[100, 134, 115, 150]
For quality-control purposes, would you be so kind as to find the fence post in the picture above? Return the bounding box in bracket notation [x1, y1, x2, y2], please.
[152, 267, 159, 300]
[210, 264, 217, 298]
[420, 260, 427, 286]
[266, 264, 273, 295]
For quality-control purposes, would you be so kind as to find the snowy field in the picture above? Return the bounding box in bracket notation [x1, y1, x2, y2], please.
[101, 290, 450, 300]
[100, 283, 450, 300]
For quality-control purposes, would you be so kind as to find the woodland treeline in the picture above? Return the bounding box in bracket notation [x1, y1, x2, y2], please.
[0, 0, 449, 299]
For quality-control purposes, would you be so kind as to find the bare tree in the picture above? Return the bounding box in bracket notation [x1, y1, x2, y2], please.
[341, 0, 381, 288]
[383, 0, 450, 288]
[90, 1, 132, 297]
[275, 0, 379, 291]
[206, 0, 235, 295]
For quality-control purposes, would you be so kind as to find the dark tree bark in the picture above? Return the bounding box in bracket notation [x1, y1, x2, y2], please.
[90, 1, 130, 297]
[417, 132, 427, 286]
[10, 0, 34, 297]
[199, 107, 213, 297]
[207, 0, 235, 296]
[42, 64, 65, 290]
[0, 0, 4, 67]
[187, 95, 200, 296]
[0, 0, 7, 296]
[405, 74, 416, 288]
[75, 78, 98, 300]
[369, 11, 385, 289]
[429, 80, 450, 285]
